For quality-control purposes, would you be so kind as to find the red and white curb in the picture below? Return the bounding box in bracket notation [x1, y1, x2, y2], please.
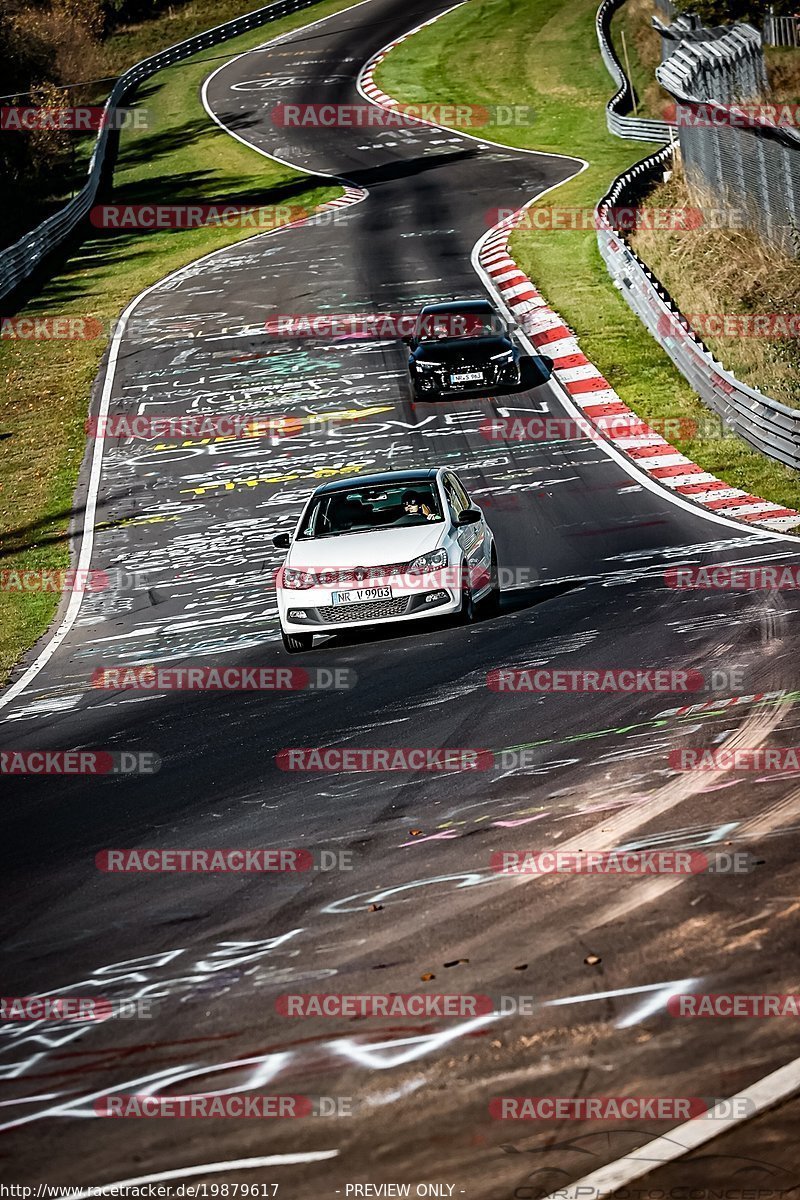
[316, 185, 368, 212]
[479, 211, 799, 532]
[360, 26, 799, 535]
[359, 10, 455, 111]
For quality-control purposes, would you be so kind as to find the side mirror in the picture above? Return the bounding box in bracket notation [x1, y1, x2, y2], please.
[402, 335, 419, 349]
[457, 507, 482, 526]
[273, 532, 291, 549]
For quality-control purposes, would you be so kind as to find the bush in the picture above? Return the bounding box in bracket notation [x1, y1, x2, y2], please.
[673, 0, 796, 25]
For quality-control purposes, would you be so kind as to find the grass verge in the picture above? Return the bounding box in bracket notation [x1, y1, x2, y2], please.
[3, 0, 351, 244]
[610, 0, 671, 120]
[0, 0, 361, 684]
[374, 0, 800, 513]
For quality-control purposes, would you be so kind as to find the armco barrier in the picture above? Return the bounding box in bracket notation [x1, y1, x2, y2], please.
[656, 22, 768, 104]
[596, 151, 800, 471]
[357, 6, 798, 528]
[0, 0, 325, 302]
[596, 0, 673, 142]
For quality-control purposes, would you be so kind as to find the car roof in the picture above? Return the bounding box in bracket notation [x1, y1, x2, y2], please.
[312, 469, 441, 496]
[419, 299, 496, 315]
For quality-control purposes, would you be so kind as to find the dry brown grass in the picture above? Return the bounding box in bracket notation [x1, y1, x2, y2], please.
[627, 0, 661, 73]
[631, 159, 800, 408]
[8, 0, 106, 93]
[765, 46, 800, 105]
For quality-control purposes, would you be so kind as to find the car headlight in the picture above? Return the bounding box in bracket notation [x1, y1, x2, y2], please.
[490, 349, 515, 361]
[407, 548, 448, 576]
[283, 566, 316, 589]
[414, 359, 439, 370]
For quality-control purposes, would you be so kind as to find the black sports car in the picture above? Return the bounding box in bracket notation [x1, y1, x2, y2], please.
[404, 299, 552, 401]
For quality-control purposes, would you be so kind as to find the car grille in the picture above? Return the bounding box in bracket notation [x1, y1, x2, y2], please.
[315, 563, 406, 587]
[318, 597, 409, 623]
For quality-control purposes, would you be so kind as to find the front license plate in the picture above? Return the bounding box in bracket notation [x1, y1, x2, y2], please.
[451, 371, 483, 383]
[331, 587, 392, 605]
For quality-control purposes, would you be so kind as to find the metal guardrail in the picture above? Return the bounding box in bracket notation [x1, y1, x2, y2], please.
[594, 0, 800, 469]
[596, 151, 800, 470]
[0, 0, 325, 302]
[596, 0, 673, 142]
[764, 11, 800, 47]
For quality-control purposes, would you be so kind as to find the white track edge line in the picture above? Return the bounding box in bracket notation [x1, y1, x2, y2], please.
[355, 3, 590, 168]
[67, 1152, 340, 1200]
[0, 0, 374, 713]
[471, 212, 796, 543]
[541, 1053, 800, 1199]
[201, 0, 379, 176]
[362, 1, 797, 543]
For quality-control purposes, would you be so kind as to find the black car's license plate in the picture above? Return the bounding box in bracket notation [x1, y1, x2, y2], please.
[450, 370, 483, 383]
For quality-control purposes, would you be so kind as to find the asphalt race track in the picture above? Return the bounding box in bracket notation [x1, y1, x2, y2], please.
[2, 0, 800, 1194]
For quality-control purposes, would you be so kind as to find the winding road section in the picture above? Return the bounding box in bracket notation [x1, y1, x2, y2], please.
[2, 0, 800, 1195]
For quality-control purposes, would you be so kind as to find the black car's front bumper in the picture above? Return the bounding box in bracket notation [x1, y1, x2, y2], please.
[411, 360, 521, 398]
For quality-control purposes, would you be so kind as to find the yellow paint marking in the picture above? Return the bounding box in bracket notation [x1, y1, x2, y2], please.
[95, 515, 181, 529]
[180, 462, 370, 497]
[150, 406, 393, 453]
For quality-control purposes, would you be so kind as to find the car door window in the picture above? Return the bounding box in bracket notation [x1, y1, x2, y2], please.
[442, 474, 466, 521]
[450, 475, 471, 512]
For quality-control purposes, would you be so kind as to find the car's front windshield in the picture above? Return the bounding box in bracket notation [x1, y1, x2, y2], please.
[417, 310, 506, 342]
[298, 482, 444, 539]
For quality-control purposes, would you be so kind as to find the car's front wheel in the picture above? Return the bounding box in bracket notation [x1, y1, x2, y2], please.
[281, 629, 313, 653]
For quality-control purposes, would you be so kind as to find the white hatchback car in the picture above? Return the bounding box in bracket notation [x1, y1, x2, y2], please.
[273, 469, 499, 652]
